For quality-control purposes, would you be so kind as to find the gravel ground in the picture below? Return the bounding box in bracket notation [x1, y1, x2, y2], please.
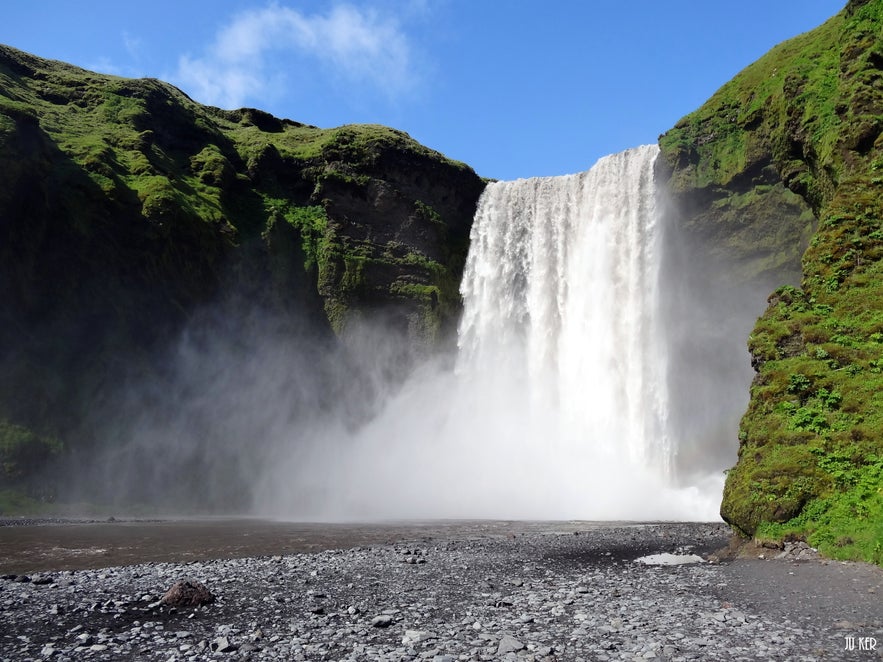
[1, 522, 881, 661]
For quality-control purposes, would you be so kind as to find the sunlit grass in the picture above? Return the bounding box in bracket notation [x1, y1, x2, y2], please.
[660, 2, 883, 564]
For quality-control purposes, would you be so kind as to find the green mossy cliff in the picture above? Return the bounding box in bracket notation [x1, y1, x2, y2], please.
[0, 45, 484, 493]
[659, 0, 883, 564]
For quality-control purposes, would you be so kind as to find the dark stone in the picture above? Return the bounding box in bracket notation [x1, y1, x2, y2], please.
[371, 614, 394, 628]
[160, 579, 215, 607]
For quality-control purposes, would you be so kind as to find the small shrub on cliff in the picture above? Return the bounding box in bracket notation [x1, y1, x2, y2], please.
[787, 373, 812, 396]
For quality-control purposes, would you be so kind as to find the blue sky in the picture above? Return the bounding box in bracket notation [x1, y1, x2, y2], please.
[2, 1, 845, 180]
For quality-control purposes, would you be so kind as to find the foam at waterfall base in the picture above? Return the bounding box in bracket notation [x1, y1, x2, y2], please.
[257, 145, 733, 522]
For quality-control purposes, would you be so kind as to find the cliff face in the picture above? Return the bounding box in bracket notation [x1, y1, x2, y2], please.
[659, 0, 883, 564]
[0, 46, 484, 494]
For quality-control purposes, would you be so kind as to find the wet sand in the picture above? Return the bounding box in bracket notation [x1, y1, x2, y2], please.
[0, 518, 644, 574]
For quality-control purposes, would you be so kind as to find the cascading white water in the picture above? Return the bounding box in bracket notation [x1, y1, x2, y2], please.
[262, 144, 724, 521]
[458, 144, 672, 478]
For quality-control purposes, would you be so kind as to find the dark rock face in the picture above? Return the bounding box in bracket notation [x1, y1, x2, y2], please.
[311, 136, 485, 343]
[0, 45, 485, 497]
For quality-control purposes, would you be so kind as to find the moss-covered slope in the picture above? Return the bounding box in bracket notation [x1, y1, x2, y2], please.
[659, 0, 883, 564]
[0, 45, 484, 494]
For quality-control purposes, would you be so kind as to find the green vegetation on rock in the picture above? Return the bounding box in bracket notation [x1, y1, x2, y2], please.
[661, 0, 883, 564]
[0, 44, 485, 493]
[0, 419, 61, 481]
[0, 419, 61, 507]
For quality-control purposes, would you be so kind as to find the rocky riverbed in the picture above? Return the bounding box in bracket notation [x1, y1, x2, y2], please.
[0, 521, 880, 661]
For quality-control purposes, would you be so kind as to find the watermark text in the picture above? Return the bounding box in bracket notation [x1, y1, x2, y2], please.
[844, 636, 877, 651]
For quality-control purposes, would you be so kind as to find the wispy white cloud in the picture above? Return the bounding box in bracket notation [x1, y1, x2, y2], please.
[172, 3, 418, 110]
[88, 56, 125, 77]
[122, 31, 143, 61]
[88, 32, 145, 79]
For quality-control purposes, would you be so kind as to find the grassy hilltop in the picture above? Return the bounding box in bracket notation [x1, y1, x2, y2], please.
[0, 45, 484, 500]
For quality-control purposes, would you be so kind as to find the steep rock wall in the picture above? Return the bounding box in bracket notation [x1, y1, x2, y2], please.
[658, 0, 883, 563]
[0, 46, 484, 492]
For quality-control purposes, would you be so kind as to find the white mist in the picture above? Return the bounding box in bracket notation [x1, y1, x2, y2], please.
[260, 146, 724, 521]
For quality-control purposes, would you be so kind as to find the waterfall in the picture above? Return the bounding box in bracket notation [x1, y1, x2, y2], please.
[264, 144, 725, 521]
[458, 144, 672, 478]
